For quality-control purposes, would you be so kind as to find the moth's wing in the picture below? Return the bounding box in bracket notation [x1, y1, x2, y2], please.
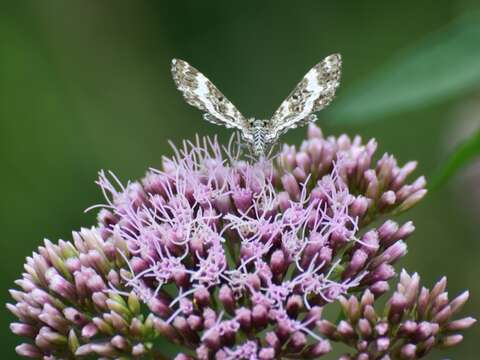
[171, 59, 252, 140]
[267, 54, 341, 142]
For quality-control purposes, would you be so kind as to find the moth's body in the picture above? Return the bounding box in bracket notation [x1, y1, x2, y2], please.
[249, 118, 268, 156]
[172, 54, 342, 157]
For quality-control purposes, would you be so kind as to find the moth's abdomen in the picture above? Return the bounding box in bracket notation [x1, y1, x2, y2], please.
[252, 126, 267, 156]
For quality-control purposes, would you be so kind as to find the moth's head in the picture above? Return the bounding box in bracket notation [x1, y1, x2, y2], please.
[248, 118, 267, 127]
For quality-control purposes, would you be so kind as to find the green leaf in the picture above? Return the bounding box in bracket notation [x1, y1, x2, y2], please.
[431, 128, 480, 189]
[329, 13, 480, 123]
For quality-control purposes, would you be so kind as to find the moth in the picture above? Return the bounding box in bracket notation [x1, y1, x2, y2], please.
[171, 54, 341, 157]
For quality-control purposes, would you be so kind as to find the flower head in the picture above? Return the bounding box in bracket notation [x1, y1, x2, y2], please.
[318, 270, 476, 359]
[92, 125, 429, 358]
[7, 228, 169, 359]
[8, 124, 471, 360]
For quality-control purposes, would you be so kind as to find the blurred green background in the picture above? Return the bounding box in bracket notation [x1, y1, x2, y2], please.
[1, 1, 479, 358]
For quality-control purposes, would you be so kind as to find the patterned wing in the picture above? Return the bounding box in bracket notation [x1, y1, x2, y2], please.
[267, 54, 342, 142]
[171, 59, 252, 140]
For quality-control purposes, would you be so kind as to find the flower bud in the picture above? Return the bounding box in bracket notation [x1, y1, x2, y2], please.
[400, 343, 416, 359]
[440, 334, 463, 347]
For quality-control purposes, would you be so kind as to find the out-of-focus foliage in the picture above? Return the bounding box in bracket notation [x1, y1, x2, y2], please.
[432, 128, 480, 189]
[329, 12, 480, 123]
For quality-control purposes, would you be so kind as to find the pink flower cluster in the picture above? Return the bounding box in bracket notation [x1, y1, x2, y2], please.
[8, 125, 472, 360]
[94, 125, 429, 359]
